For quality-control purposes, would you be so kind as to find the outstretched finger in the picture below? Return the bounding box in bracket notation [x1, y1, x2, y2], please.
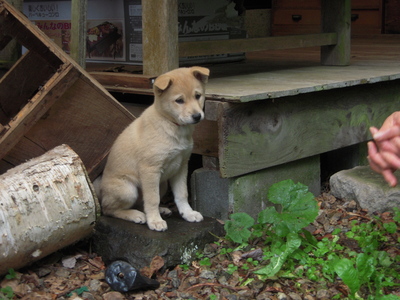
[381, 169, 398, 187]
[373, 125, 400, 141]
[381, 150, 400, 170]
[367, 142, 390, 170]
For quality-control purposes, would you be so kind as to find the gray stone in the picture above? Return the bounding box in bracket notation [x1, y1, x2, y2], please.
[92, 214, 224, 270]
[191, 156, 321, 220]
[330, 166, 400, 213]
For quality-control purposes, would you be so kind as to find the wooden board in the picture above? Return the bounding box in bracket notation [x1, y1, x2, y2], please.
[90, 72, 155, 91]
[217, 81, 400, 178]
[203, 36, 400, 103]
[0, 63, 80, 160]
[0, 50, 57, 124]
[179, 33, 337, 57]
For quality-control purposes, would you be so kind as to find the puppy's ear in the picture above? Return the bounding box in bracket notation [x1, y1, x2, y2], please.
[191, 67, 210, 84]
[154, 75, 172, 95]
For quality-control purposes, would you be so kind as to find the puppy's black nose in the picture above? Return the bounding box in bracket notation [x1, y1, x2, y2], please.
[192, 113, 202, 123]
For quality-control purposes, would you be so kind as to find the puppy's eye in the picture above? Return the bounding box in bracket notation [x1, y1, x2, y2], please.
[195, 93, 202, 100]
[175, 98, 184, 104]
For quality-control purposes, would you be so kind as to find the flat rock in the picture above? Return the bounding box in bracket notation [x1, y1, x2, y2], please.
[93, 214, 224, 269]
[330, 166, 400, 213]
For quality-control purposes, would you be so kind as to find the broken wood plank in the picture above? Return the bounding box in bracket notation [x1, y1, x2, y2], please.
[0, 0, 135, 180]
[179, 33, 337, 57]
[0, 63, 80, 159]
[0, 3, 64, 68]
[0, 50, 57, 125]
[89, 72, 155, 90]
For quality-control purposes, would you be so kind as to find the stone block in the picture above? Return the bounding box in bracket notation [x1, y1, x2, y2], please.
[330, 166, 400, 213]
[93, 215, 224, 270]
[191, 155, 321, 220]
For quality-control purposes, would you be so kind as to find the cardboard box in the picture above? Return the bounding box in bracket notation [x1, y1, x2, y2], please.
[24, 0, 246, 65]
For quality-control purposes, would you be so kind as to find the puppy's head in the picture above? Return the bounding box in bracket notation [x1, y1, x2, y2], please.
[153, 66, 210, 126]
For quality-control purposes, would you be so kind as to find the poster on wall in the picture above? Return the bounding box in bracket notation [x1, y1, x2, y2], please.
[24, 0, 246, 65]
[24, 0, 126, 62]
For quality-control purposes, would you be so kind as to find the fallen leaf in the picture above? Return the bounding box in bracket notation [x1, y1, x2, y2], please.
[241, 248, 263, 261]
[141, 256, 165, 278]
[62, 256, 77, 269]
[88, 257, 105, 270]
[231, 251, 242, 265]
[102, 291, 126, 300]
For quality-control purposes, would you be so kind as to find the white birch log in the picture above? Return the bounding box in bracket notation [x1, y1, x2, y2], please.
[0, 144, 99, 275]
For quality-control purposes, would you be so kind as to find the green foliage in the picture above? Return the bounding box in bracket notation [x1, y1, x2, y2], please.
[0, 269, 16, 300]
[5, 269, 16, 280]
[66, 286, 89, 297]
[179, 264, 190, 271]
[258, 180, 319, 237]
[199, 257, 212, 267]
[0, 286, 14, 300]
[224, 212, 254, 244]
[219, 179, 400, 299]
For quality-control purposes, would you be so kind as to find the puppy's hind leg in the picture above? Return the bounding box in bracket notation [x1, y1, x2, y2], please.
[101, 179, 146, 224]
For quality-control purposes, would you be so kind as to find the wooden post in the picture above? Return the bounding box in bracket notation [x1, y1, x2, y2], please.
[142, 0, 179, 76]
[0, 144, 99, 275]
[321, 0, 351, 66]
[70, 0, 87, 68]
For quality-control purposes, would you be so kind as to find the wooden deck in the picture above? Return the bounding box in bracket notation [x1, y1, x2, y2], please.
[188, 34, 400, 219]
[88, 35, 400, 103]
[205, 35, 400, 102]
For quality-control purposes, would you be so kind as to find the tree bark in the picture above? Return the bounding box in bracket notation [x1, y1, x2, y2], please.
[0, 144, 99, 275]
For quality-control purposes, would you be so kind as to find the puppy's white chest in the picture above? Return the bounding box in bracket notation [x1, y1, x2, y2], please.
[161, 142, 191, 179]
[160, 154, 184, 180]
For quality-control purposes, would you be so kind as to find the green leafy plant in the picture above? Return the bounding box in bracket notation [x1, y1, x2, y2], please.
[224, 180, 319, 279]
[67, 286, 89, 297]
[219, 179, 400, 299]
[0, 286, 14, 300]
[5, 269, 16, 280]
[224, 212, 254, 244]
[199, 257, 212, 267]
[257, 180, 319, 237]
[0, 269, 17, 300]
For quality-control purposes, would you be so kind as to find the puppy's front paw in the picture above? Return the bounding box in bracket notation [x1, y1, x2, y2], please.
[182, 210, 203, 223]
[147, 219, 168, 231]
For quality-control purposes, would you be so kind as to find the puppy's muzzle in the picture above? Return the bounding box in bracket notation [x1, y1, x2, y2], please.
[192, 113, 203, 123]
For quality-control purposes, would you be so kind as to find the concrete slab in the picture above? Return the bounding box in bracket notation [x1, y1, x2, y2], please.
[92, 215, 224, 270]
[330, 166, 400, 213]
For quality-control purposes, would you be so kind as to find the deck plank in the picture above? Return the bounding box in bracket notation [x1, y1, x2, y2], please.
[205, 35, 400, 102]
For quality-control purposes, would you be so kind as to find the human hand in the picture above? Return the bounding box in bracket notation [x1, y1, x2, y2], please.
[367, 112, 400, 187]
[368, 138, 398, 187]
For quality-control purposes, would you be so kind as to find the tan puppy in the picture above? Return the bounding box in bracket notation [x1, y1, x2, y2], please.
[98, 67, 209, 231]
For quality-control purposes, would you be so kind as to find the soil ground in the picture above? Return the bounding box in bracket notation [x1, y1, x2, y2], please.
[1, 191, 399, 300]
